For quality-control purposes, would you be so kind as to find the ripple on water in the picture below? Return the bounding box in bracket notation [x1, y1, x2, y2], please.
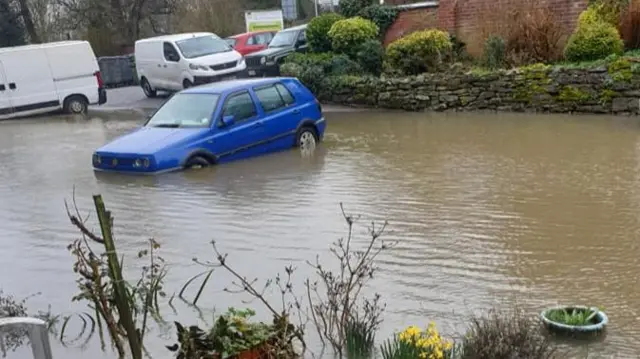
[0, 112, 639, 358]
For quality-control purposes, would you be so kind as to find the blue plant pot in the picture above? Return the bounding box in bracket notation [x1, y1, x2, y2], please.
[540, 305, 608, 334]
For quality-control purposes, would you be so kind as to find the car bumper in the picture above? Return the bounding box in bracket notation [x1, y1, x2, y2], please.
[98, 88, 107, 105]
[193, 70, 245, 85]
[245, 64, 280, 77]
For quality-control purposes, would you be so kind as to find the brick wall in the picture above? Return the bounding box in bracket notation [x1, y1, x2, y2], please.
[383, 3, 439, 45]
[383, 0, 588, 57]
[454, 0, 588, 56]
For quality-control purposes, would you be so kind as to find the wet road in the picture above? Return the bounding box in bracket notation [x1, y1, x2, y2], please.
[1, 110, 640, 358]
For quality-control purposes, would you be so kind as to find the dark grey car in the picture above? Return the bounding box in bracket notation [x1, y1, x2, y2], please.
[244, 24, 308, 77]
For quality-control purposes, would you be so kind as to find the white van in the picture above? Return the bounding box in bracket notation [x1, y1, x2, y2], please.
[0, 41, 106, 120]
[134, 32, 247, 97]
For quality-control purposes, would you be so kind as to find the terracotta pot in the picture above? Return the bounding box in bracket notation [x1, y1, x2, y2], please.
[234, 348, 262, 359]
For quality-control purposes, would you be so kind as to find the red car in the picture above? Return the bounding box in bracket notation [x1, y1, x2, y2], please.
[225, 31, 277, 56]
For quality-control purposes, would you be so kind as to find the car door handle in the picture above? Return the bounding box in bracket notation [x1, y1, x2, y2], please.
[292, 109, 300, 114]
[253, 121, 263, 126]
[8, 83, 15, 90]
[0, 84, 5, 91]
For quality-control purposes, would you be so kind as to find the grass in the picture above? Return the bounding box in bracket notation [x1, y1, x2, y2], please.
[545, 308, 599, 326]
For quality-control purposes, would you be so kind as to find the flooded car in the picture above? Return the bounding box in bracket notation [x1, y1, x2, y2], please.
[92, 77, 326, 174]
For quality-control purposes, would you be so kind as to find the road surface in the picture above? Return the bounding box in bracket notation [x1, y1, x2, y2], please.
[90, 86, 362, 115]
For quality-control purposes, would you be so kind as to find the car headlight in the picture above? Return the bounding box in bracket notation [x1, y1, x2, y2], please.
[189, 63, 209, 71]
[132, 158, 151, 168]
[238, 58, 245, 66]
[260, 57, 266, 65]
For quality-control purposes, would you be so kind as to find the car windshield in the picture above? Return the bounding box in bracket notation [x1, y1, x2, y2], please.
[176, 35, 232, 59]
[225, 38, 237, 48]
[145, 93, 220, 128]
[269, 30, 297, 48]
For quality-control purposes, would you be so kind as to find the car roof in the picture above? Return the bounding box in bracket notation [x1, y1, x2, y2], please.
[228, 30, 275, 39]
[181, 77, 296, 95]
[280, 24, 308, 32]
[136, 32, 219, 43]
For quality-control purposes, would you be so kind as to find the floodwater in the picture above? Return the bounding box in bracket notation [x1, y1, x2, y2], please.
[1, 110, 639, 359]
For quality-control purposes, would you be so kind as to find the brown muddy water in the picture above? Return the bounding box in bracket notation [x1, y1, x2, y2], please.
[1, 110, 639, 358]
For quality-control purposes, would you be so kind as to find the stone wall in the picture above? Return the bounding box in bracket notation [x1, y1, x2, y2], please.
[315, 65, 640, 115]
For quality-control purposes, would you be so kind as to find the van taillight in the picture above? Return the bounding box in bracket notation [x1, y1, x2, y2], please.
[94, 71, 104, 88]
[316, 100, 322, 114]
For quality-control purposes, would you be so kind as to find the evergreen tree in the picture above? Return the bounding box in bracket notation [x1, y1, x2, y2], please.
[0, 0, 26, 47]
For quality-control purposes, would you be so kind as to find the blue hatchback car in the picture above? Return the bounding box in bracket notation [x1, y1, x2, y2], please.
[92, 78, 326, 174]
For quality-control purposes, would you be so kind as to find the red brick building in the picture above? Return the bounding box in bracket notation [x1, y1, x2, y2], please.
[382, 0, 588, 56]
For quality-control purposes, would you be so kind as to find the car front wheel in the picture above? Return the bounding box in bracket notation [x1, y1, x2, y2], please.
[184, 156, 209, 170]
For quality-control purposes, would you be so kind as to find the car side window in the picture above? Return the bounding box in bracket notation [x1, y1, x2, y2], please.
[275, 83, 295, 106]
[247, 36, 256, 45]
[163, 42, 180, 62]
[297, 31, 307, 44]
[222, 91, 257, 123]
[255, 85, 289, 112]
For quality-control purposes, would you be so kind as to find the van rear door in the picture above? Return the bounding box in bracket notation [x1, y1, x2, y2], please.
[0, 61, 13, 119]
[2, 47, 58, 114]
[45, 42, 100, 106]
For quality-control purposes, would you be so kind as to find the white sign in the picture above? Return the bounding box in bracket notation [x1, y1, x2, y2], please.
[244, 10, 285, 33]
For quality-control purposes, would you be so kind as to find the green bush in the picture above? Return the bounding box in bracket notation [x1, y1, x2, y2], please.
[329, 54, 363, 76]
[385, 29, 453, 75]
[564, 20, 624, 61]
[307, 13, 344, 53]
[338, 0, 375, 18]
[280, 62, 303, 78]
[356, 39, 385, 75]
[328, 17, 379, 56]
[284, 52, 362, 77]
[285, 52, 335, 71]
[299, 66, 326, 94]
[357, 5, 399, 38]
[483, 36, 506, 69]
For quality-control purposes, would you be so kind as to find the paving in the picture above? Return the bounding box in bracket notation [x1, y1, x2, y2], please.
[90, 86, 363, 115]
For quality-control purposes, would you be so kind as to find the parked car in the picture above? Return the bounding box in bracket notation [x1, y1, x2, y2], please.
[92, 77, 326, 174]
[134, 32, 246, 98]
[0, 40, 106, 120]
[244, 24, 308, 78]
[225, 31, 277, 56]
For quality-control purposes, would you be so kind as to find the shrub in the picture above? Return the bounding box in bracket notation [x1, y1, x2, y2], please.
[307, 13, 344, 53]
[329, 54, 363, 76]
[459, 308, 557, 359]
[483, 36, 506, 69]
[356, 39, 385, 75]
[280, 62, 303, 78]
[386, 29, 453, 75]
[504, 5, 563, 65]
[338, 0, 375, 18]
[564, 19, 624, 62]
[328, 17, 379, 56]
[619, 0, 640, 49]
[357, 5, 399, 38]
[285, 52, 335, 71]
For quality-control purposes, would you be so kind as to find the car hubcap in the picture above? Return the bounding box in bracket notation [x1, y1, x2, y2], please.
[299, 131, 316, 156]
[71, 101, 83, 113]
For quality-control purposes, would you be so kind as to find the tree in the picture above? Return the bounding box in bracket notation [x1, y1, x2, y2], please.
[0, 0, 27, 47]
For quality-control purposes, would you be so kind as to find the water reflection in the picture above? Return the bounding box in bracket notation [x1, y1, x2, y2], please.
[0, 111, 639, 359]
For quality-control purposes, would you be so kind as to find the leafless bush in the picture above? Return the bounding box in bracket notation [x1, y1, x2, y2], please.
[459, 307, 558, 359]
[306, 204, 395, 357]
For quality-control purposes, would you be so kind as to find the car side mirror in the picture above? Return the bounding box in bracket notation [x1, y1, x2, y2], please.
[221, 115, 235, 127]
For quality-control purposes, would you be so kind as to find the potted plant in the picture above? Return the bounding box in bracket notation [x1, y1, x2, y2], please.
[167, 307, 297, 359]
[540, 305, 608, 335]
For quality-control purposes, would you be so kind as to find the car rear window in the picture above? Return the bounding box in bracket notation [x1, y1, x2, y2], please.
[254, 83, 295, 112]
